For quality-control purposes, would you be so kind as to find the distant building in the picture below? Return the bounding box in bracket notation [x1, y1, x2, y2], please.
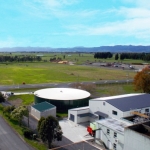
[58, 60, 68, 64]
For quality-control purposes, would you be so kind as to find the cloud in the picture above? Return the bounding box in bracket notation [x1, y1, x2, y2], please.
[65, 6, 150, 40]
[123, 0, 150, 8]
[21, 0, 81, 19]
[118, 7, 150, 18]
[33, 0, 79, 8]
[0, 38, 16, 47]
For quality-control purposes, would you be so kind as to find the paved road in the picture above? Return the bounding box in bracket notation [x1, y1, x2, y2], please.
[52, 136, 102, 150]
[0, 116, 34, 150]
[0, 79, 133, 91]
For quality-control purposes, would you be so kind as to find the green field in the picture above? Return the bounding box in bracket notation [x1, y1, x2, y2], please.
[1, 52, 149, 85]
[1, 52, 148, 64]
[0, 62, 136, 85]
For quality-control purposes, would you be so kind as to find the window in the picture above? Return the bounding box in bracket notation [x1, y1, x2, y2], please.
[145, 109, 149, 112]
[107, 129, 110, 135]
[114, 132, 117, 138]
[113, 143, 117, 150]
[112, 110, 117, 115]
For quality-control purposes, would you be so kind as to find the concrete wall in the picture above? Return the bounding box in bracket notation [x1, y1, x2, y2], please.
[124, 128, 150, 150]
[68, 110, 77, 123]
[95, 123, 125, 150]
[89, 100, 124, 120]
[77, 108, 90, 124]
[31, 107, 41, 120]
[41, 107, 56, 118]
[31, 107, 56, 120]
[68, 107, 90, 124]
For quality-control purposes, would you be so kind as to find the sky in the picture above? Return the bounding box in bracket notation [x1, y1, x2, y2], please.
[0, 0, 150, 48]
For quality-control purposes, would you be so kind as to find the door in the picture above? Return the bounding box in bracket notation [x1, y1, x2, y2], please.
[70, 114, 74, 122]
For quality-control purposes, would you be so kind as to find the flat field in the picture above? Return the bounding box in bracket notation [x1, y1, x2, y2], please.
[0, 62, 136, 85]
[0, 52, 148, 65]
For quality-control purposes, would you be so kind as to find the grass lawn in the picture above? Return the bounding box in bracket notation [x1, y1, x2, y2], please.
[95, 83, 141, 97]
[0, 62, 136, 85]
[8, 94, 34, 105]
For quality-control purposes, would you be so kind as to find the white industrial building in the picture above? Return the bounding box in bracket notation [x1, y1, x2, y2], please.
[31, 102, 56, 120]
[69, 93, 150, 123]
[68, 106, 98, 124]
[95, 118, 131, 150]
[89, 93, 150, 120]
[68, 93, 150, 150]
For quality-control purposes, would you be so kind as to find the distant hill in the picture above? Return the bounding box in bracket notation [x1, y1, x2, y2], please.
[0, 45, 150, 53]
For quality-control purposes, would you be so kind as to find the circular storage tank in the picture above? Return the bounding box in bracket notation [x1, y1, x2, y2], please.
[34, 88, 91, 111]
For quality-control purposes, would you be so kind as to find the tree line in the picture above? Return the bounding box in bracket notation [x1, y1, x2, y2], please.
[0, 55, 42, 62]
[115, 53, 150, 61]
[94, 52, 113, 59]
[94, 52, 150, 61]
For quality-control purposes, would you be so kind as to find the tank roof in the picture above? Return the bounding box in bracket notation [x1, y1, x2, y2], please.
[34, 88, 91, 100]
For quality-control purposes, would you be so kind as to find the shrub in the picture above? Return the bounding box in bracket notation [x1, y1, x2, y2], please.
[0, 92, 5, 102]
[23, 129, 34, 139]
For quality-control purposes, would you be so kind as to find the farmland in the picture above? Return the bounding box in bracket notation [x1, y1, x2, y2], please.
[0, 62, 136, 85]
[1, 52, 146, 85]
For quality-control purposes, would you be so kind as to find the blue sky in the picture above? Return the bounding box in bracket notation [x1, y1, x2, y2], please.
[0, 0, 150, 48]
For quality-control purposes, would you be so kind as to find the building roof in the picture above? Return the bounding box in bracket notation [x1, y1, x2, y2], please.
[32, 102, 56, 112]
[90, 93, 142, 101]
[94, 111, 108, 118]
[77, 113, 97, 118]
[90, 93, 150, 112]
[106, 94, 150, 112]
[97, 118, 130, 134]
[69, 106, 89, 111]
[34, 88, 91, 100]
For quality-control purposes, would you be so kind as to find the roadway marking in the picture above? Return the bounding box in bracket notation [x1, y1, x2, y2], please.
[79, 135, 102, 150]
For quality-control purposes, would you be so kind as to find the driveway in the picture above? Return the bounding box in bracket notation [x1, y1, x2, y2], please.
[0, 116, 34, 150]
[57, 118, 105, 150]
[59, 118, 93, 143]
